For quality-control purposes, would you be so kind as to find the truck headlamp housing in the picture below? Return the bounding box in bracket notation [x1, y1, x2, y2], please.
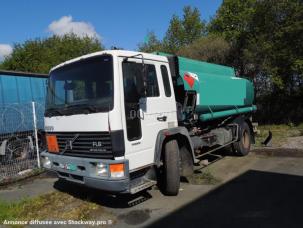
[96, 163, 108, 177]
[95, 163, 125, 178]
[42, 156, 51, 169]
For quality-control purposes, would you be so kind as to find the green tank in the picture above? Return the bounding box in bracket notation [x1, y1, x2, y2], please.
[156, 53, 257, 122]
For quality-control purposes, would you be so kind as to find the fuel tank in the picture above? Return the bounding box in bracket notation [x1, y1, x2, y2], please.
[156, 53, 256, 121]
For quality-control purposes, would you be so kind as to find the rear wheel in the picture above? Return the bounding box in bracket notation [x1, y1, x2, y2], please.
[233, 121, 251, 156]
[158, 139, 180, 196]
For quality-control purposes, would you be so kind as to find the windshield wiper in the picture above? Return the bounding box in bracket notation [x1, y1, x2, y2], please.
[45, 104, 104, 117]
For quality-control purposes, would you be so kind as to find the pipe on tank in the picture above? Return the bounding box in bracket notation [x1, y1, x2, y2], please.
[200, 105, 257, 122]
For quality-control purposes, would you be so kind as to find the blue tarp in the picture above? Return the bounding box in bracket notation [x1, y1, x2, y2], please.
[0, 73, 47, 134]
[0, 74, 46, 105]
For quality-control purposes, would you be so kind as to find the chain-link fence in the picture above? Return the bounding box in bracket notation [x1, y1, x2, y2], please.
[0, 101, 45, 183]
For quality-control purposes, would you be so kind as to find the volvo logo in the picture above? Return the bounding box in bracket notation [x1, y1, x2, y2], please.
[61, 134, 79, 154]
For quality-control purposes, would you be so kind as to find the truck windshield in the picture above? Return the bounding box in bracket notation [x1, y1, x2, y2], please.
[45, 55, 113, 116]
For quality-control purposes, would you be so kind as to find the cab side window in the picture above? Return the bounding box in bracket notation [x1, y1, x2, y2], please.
[146, 65, 159, 97]
[160, 65, 172, 97]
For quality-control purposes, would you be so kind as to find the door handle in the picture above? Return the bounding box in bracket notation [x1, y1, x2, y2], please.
[139, 109, 144, 119]
[157, 116, 167, 121]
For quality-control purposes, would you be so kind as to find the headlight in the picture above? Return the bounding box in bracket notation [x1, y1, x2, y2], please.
[96, 163, 108, 177]
[42, 156, 51, 169]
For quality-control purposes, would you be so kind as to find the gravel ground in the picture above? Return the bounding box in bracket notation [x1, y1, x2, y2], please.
[281, 136, 303, 149]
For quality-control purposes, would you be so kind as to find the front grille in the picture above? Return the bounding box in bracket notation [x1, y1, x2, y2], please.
[48, 132, 113, 159]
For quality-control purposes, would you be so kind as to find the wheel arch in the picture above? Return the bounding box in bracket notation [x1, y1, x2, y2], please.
[154, 127, 195, 167]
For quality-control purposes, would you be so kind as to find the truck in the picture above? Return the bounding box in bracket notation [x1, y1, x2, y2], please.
[0, 70, 47, 162]
[41, 50, 257, 196]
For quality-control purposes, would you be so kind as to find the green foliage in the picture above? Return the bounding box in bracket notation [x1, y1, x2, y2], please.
[163, 6, 206, 53]
[209, 0, 256, 42]
[209, 0, 258, 80]
[177, 34, 231, 65]
[1, 34, 103, 74]
[253, 0, 303, 91]
[138, 31, 164, 53]
[139, 6, 206, 54]
[210, 0, 303, 93]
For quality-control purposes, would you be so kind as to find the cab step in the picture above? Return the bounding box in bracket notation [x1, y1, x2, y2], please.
[130, 179, 156, 194]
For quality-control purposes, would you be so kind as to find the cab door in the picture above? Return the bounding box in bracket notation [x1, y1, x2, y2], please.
[119, 57, 177, 171]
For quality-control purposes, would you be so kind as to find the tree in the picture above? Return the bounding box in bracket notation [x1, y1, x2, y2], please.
[209, 0, 303, 92]
[163, 6, 206, 53]
[249, 0, 303, 93]
[0, 33, 103, 73]
[210, 0, 303, 124]
[209, 0, 256, 42]
[138, 31, 164, 53]
[177, 35, 231, 65]
[138, 6, 206, 54]
[162, 15, 185, 53]
[209, 0, 257, 78]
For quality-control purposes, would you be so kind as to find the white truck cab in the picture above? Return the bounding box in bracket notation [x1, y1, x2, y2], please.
[41, 50, 180, 194]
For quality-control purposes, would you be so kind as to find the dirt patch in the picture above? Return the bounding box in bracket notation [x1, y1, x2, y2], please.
[186, 169, 221, 185]
[252, 148, 303, 157]
[118, 209, 151, 225]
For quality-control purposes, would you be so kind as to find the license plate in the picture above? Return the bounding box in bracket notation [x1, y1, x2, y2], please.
[60, 163, 77, 171]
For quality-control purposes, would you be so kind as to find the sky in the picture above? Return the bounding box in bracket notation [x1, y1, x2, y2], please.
[0, 0, 222, 61]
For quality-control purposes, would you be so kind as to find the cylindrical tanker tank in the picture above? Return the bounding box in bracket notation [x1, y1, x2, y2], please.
[156, 53, 256, 122]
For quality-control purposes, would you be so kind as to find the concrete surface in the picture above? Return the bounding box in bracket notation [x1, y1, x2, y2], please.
[282, 136, 303, 149]
[0, 172, 57, 202]
[1, 149, 303, 228]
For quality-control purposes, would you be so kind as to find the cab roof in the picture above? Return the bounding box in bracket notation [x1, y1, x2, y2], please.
[50, 50, 168, 73]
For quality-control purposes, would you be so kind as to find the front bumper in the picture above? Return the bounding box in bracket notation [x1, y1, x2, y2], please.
[41, 151, 130, 193]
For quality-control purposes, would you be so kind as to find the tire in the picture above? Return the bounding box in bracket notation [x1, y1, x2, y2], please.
[159, 139, 180, 196]
[232, 121, 251, 156]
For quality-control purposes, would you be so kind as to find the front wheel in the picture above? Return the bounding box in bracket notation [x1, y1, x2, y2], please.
[158, 139, 180, 196]
[232, 121, 251, 156]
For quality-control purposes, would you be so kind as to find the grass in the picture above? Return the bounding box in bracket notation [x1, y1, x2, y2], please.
[255, 123, 303, 147]
[187, 169, 221, 185]
[0, 200, 20, 222]
[0, 191, 114, 226]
